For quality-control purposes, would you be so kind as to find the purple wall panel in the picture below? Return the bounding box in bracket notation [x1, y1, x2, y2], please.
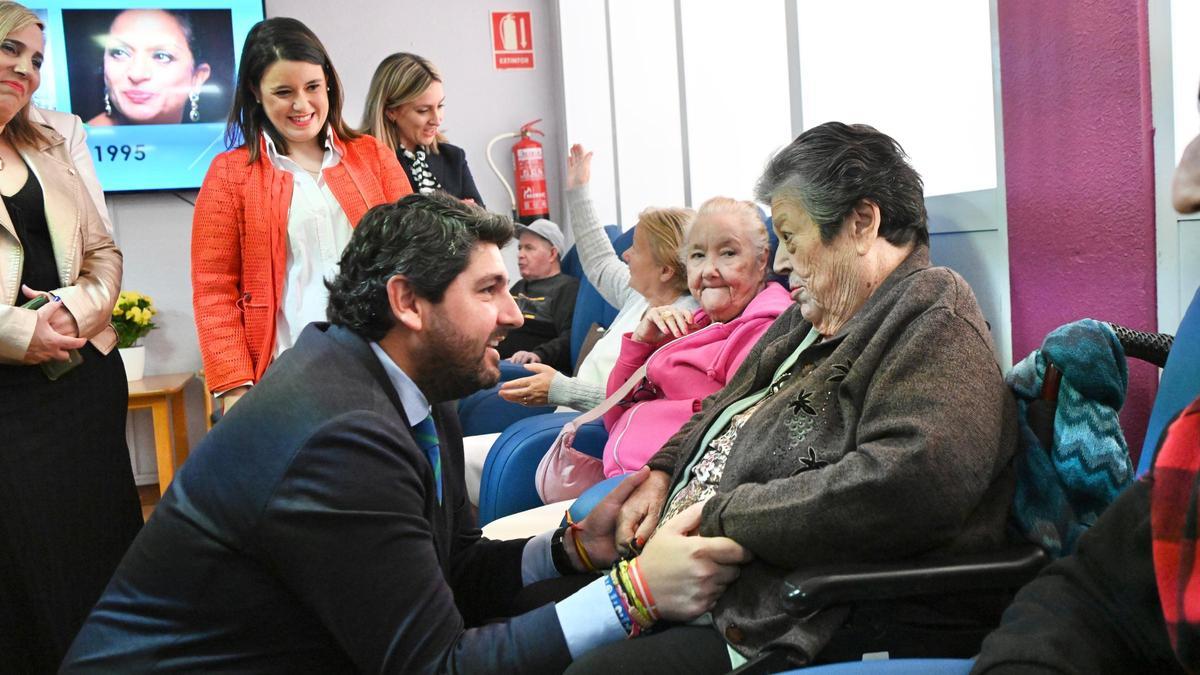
[998, 0, 1159, 456]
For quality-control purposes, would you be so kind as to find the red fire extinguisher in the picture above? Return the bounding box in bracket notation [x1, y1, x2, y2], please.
[487, 119, 550, 224]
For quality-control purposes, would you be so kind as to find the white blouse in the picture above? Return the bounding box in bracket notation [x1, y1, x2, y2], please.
[263, 132, 353, 356]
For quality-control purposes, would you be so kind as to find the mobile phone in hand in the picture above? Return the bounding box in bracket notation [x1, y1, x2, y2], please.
[20, 294, 85, 380]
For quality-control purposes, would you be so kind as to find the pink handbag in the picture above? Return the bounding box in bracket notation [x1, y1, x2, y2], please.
[535, 364, 648, 503]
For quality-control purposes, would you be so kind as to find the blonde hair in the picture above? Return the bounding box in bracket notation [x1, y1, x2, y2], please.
[0, 2, 45, 149]
[692, 197, 771, 279]
[636, 206, 694, 295]
[360, 52, 448, 154]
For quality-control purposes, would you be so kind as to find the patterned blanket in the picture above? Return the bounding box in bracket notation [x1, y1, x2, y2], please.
[1007, 319, 1134, 557]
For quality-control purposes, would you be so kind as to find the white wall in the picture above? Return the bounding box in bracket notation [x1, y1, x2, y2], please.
[114, 0, 564, 483]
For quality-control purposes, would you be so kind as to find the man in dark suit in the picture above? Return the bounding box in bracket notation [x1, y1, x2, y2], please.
[63, 193, 748, 673]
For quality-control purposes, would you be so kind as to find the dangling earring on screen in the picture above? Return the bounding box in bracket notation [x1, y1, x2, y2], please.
[189, 91, 200, 122]
[104, 90, 112, 117]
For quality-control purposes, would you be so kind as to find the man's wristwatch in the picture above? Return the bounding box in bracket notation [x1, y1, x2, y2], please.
[550, 526, 574, 576]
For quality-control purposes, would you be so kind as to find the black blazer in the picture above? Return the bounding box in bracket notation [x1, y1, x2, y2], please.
[63, 323, 572, 674]
[397, 141, 485, 206]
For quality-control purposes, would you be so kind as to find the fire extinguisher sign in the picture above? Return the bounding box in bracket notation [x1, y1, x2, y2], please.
[491, 11, 535, 70]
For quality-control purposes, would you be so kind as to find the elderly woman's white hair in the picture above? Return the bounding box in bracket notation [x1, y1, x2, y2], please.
[684, 196, 771, 280]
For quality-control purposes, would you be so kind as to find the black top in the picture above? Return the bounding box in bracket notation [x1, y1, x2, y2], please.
[972, 479, 1186, 674]
[396, 141, 485, 206]
[4, 170, 56, 294]
[497, 273, 579, 373]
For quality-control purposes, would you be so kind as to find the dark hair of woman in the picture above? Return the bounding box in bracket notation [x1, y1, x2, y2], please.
[224, 16, 359, 162]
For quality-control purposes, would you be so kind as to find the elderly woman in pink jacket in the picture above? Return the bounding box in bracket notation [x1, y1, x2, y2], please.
[600, 197, 791, 478]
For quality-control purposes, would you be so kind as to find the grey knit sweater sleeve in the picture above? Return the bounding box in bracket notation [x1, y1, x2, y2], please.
[547, 372, 606, 411]
[566, 185, 636, 309]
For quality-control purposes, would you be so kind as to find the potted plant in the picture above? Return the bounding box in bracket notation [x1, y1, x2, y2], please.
[112, 291, 158, 381]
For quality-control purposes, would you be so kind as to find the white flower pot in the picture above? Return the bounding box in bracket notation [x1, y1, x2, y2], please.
[120, 345, 145, 381]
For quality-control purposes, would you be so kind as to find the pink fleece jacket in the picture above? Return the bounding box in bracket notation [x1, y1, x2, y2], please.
[601, 282, 793, 477]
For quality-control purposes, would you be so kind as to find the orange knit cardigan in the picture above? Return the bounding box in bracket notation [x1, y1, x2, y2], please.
[192, 133, 412, 393]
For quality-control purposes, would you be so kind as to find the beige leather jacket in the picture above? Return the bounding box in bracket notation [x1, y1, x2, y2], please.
[0, 119, 121, 363]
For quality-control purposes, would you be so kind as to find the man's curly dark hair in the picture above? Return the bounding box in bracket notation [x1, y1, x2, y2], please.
[326, 192, 514, 341]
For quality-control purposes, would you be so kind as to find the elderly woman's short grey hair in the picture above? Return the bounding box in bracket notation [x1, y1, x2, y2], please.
[681, 197, 771, 282]
[755, 122, 929, 247]
[691, 196, 770, 255]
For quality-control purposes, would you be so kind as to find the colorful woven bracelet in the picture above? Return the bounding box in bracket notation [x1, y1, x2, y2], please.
[615, 561, 654, 628]
[609, 569, 642, 637]
[629, 557, 659, 620]
[568, 522, 598, 574]
[600, 569, 638, 634]
[604, 575, 634, 636]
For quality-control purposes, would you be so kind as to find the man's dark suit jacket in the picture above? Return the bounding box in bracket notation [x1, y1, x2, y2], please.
[62, 323, 572, 673]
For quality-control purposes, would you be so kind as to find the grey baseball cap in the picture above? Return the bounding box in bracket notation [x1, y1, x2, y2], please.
[516, 219, 566, 258]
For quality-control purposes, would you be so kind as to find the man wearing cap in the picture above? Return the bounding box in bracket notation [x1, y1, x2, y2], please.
[499, 218, 580, 373]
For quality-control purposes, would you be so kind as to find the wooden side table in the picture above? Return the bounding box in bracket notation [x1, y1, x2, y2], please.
[128, 372, 195, 495]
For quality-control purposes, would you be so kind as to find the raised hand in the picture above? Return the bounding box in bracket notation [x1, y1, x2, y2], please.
[567, 144, 593, 190]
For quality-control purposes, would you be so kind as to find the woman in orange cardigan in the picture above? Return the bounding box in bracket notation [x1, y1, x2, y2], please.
[192, 18, 411, 410]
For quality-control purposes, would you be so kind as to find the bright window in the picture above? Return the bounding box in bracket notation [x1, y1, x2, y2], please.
[608, 0, 685, 225]
[795, 0, 997, 197]
[680, 0, 792, 205]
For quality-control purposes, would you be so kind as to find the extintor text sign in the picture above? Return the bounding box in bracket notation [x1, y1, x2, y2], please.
[491, 11, 534, 70]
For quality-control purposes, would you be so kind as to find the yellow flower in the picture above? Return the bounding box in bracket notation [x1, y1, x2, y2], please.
[112, 305, 122, 316]
[125, 307, 140, 321]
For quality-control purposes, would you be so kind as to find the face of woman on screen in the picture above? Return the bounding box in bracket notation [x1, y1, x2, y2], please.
[256, 59, 328, 150]
[0, 24, 43, 125]
[387, 80, 443, 150]
[103, 10, 211, 124]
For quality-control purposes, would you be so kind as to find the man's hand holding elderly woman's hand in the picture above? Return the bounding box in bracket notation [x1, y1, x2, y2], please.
[573, 467, 751, 620]
[614, 468, 671, 556]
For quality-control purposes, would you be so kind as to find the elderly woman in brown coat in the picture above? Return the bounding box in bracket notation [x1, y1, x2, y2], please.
[565, 122, 1019, 673]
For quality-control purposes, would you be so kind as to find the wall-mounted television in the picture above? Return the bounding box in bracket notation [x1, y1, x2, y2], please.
[34, 1, 265, 192]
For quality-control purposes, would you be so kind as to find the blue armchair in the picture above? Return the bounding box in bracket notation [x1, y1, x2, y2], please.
[1138, 286, 1200, 474]
[477, 413, 610, 525]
